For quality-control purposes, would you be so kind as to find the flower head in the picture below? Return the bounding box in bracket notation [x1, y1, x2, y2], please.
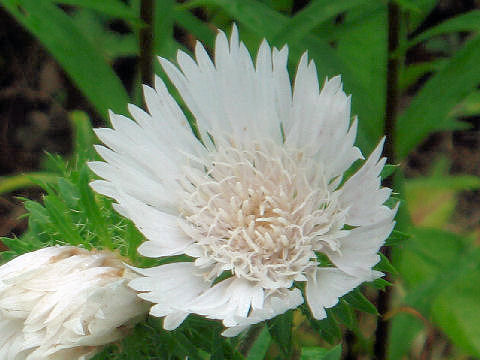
[0, 246, 147, 359]
[90, 26, 396, 336]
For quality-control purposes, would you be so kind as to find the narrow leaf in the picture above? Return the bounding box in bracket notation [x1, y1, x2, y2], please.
[52, 0, 139, 22]
[343, 289, 378, 315]
[1, 0, 129, 119]
[396, 34, 480, 159]
[246, 326, 271, 360]
[0, 173, 58, 195]
[396, 10, 480, 56]
[271, 0, 370, 45]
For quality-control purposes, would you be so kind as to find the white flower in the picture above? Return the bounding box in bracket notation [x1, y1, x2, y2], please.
[0, 246, 148, 359]
[89, 26, 397, 336]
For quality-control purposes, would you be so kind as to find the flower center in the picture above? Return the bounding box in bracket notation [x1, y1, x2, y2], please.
[179, 139, 345, 289]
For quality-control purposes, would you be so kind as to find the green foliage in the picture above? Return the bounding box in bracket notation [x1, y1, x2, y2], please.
[391, 228, 480, 358]
[396, 33, 480, 159]
[0, 0, 130, 120]
[0, 116, 147, 265]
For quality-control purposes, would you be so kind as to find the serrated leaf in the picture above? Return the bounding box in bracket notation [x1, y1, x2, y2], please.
[343, 289, 378, 315]
[43, 195, 84, 246]
[385, 230, 410, 246]
[78, 166, 112, 249]
[374, 252, 398, 275]
[70, 111, 98, 163]
[331, 300, 355, 329]
[56, 178, 80, 209]
[369, 278, 392, 291]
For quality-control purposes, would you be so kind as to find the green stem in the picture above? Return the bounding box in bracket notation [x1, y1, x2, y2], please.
[374, 2, 400, 359]
[139, 0, 154, 88]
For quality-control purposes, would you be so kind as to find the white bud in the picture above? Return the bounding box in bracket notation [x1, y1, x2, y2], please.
[0, 246, 148, 360]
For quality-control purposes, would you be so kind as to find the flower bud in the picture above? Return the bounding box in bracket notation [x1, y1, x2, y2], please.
[0, 246, 148, 359]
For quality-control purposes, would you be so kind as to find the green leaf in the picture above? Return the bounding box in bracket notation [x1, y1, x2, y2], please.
[52, 0, 139, 22]
[154, 0, 176, 58]
[396, 10, 480, 56]
[174, 7, 216, 50]
[432, 271, 480, 357]
[271, 0, 369, 46]
[391, 227, 480, 358]
[405, 0, 438, 32]
[380, 164, 398, 180]
[369, 278, 392, 291]
[301, 344, 342, 360]
[374, 252, 398, 275]
[450, 90, 480, 118]
[331, 300, 355, 329]
[343, 289, 378, 315]
[385, 229, 410, 246]
[0, 173, 58, 195]
[395, 34, 480, 159]
[70, 111, 98, 163]
[1, 0, 129, 120]
[388, 313, 424, 360]
[246, 326, 271, 360]
[313, 309, 342, 344]
[392, 0, 421, 12]
[268, 310, 292, 356]
[70, 9, 138, 61]
[398, 60, 447, 90]
[334, 4, 387, 152]
[78, 166, 112, 249]
[43, 195, 85, 246]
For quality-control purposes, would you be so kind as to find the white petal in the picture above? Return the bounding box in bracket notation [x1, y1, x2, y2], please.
[272, 45, 292, 127]
[187, 277, 264, 327]
[326, 212, 396, 278]
[160, 28, 282, 144]
[128, 262, 210, 328]
[286, 73, 362, 180]
[221, 288, 303, 337]
[340, 138, 392, 226]
[306, 267, 364, 320]
[114, 192, 193, 258]
[163, 312, 189, 331]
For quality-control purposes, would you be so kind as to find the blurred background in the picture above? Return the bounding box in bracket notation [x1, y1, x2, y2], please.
[1, 0, 480, 359]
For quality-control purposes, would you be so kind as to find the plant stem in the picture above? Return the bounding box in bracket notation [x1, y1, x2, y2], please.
[374, 2, 400, 359]
[139, 0, 154, 88]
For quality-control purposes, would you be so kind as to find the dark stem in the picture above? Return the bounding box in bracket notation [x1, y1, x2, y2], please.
[374, 2, 400, 360]
[344, 330, 356, 360]
[139, 0, 154, 88]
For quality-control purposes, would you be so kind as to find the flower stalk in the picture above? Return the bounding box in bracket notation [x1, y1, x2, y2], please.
[374, 2, 400, 359]
[139, 0, 154, 88]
